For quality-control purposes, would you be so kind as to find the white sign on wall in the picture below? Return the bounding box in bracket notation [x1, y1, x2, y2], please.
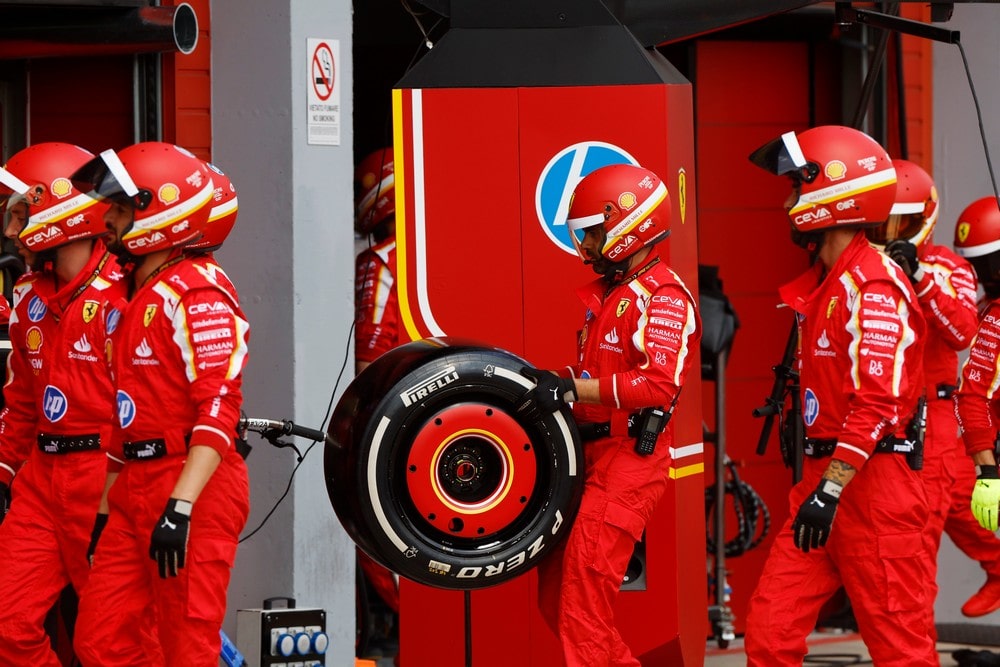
[307, 38, 341, 146]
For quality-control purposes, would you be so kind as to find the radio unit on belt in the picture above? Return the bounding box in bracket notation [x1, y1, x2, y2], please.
[803, 396, 927, 471]
[578, 390, 681, 456]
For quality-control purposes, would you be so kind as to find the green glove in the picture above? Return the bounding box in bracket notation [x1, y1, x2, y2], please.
[971, 465, 1000, 532]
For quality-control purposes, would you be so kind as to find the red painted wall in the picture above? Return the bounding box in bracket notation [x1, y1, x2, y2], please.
[887, 3, 933, 166]
[27, 56, 133, 153]
[163, 0, 212, 160]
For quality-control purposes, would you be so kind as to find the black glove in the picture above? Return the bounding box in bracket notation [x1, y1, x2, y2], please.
[516, 367, 578, 422]
[88, 513, 109, 567]
[885, 240, 919, 282]
[791, 479, 842, 552]
[0, 481, 9, 525]
[149, 498, 192, 578]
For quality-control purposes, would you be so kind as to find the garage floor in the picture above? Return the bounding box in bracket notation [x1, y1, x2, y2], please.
[704, 631, 1000, 666]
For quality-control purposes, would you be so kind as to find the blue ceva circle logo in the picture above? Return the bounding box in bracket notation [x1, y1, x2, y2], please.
[42, 385, 68, 422]
[803, 387, 820, 427]
[116, 390, 136, 428]
[534, 142, 639, 255]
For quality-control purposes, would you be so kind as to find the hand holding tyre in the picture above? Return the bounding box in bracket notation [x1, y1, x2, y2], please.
[971, 466, 1000, 532]
[516, 367, 578, 422]
[792, 479, 842, 552]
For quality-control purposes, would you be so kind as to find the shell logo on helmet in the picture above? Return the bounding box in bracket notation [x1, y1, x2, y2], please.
[618, 192, 637, 210]
[825, 161, 847, 181]
[51, 178, 72, 198]
[158, 183, 180, 204]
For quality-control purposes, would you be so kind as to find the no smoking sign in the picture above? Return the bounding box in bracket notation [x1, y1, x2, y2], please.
[307, 38, 341, 145]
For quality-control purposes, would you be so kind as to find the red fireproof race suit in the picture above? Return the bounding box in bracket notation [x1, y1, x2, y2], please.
[75, 253, 250, 667]
[355, 236, 399, 364]
[0, 242, 127, 666]
[536, 248, 701, 667]
[745, 232, 936, 667]
[956, 297, 1000, 456]
[354, 236, 401, 610]
[912, 244, 1000, 616]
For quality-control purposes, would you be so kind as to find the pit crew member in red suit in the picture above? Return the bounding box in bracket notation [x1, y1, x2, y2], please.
[71, 143, 250, 667]
[354, 147, 401, 616]
[870, 162, 1000, 619]
[0, 143, 129, 666]
[954, 196, 1000, 575]
[519, 163, 701, 667]
[0, 193, 31, 521]
[354, 146, 400, 373]
[743, 127, 936, 667]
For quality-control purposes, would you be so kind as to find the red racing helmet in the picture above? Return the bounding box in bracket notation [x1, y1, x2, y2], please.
[0, 142, 106, 252]
[72, 142, 214, 255]
[749, 125, 897, 232]
[188, 161, 238, 252]
[355, 147, 395, 234]
[565, 163, 670, 263]
[954, 196, 1000, 259]
[866, 159, 939, 248]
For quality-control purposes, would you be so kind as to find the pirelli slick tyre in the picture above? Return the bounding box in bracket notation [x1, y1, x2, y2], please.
[326, 338, 583, 590]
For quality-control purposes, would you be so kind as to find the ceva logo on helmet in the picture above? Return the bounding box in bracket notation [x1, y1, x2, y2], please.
[535, 142, 639, 255]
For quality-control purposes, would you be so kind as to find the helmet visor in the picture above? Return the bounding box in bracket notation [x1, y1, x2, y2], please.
[749, 131, 820, 183]
[866, 213, 924, 244]
[71, 149, 141, 205]
[0, 166, 30, 198]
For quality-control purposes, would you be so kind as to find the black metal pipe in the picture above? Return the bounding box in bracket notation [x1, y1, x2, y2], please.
[0, 3, 198, 60]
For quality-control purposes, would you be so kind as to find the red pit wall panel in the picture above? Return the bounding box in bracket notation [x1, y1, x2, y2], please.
[393, 80, 705, 666]
[163, 0, 212, 160]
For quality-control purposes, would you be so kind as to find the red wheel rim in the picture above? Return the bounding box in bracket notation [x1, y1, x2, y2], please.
[406, 403, 537, 539]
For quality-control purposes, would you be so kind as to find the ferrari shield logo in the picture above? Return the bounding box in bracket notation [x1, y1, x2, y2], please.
[82, 300, 99, 323]
[617, 299, 631, 317]
[144, 304, 157, 327]
[957, 222, 971, 243]
[678, 168, 687, 224]
[826, 297, 838, 319]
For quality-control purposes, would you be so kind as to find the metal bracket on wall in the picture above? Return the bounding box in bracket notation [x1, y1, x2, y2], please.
[835, 3, 960, 44]
[135, 53, 161, 143]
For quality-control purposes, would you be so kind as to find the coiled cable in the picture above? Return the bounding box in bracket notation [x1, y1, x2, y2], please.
[705, 460, 770, 558]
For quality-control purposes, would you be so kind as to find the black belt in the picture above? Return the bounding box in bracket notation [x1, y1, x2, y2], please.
[579, 415, 640, 443]
[38, 433, 101, 455]
[122, 438, 168, 461]
[936, 383, 958, 400]
[804, 436, 916, 458]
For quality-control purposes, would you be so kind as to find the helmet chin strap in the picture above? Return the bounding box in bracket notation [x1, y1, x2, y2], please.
[790, 227, 825, 259]
[108, 218, 141, 266]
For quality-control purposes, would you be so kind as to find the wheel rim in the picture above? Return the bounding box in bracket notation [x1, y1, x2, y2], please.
[406, 402, 538, 540]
